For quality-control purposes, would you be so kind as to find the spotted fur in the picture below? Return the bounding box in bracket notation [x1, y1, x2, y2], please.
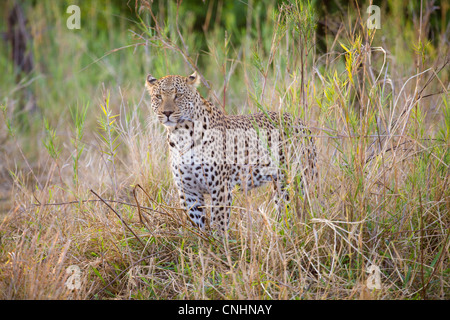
[145, 72, 317, 233]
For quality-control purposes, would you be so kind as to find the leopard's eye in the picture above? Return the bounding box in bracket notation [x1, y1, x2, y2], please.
[154, 94, 162, 100]
[175, 93, 183, 100]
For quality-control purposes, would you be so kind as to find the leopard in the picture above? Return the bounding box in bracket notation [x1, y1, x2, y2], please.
[145, 71, 317, 233]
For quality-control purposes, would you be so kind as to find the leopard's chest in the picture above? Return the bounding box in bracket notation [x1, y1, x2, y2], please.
[167, 123, 223, 192]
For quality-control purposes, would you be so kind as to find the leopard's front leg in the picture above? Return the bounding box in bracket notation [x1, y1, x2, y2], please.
[178, 188, 206, 229]
[210, 179, 233, 233]
[171, 163, 207, 230]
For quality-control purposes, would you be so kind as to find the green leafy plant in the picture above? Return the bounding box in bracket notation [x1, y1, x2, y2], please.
[42, 118, 61, 161]
[97, 91, 120, 197]
[70, 102, 89, 191]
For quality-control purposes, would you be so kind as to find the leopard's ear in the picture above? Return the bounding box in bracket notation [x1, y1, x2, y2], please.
[146, 74, 157, 86]
[187, 71, 201, 88]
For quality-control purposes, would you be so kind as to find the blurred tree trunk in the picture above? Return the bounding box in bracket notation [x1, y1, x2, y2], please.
[6, 1, 37, 113]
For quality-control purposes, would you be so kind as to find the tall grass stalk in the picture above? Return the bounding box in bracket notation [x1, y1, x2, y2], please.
[97, 90, 120, 198]
[70, 103, 89, 192]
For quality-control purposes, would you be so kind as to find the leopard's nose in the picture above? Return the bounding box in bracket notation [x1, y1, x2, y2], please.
[163, 111, 173, 118]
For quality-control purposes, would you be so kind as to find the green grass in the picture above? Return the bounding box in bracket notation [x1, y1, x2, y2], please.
[0, 0, 448, 300]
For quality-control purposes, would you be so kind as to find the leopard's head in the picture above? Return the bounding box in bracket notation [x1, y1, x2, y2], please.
[145, 72, 201, 127]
